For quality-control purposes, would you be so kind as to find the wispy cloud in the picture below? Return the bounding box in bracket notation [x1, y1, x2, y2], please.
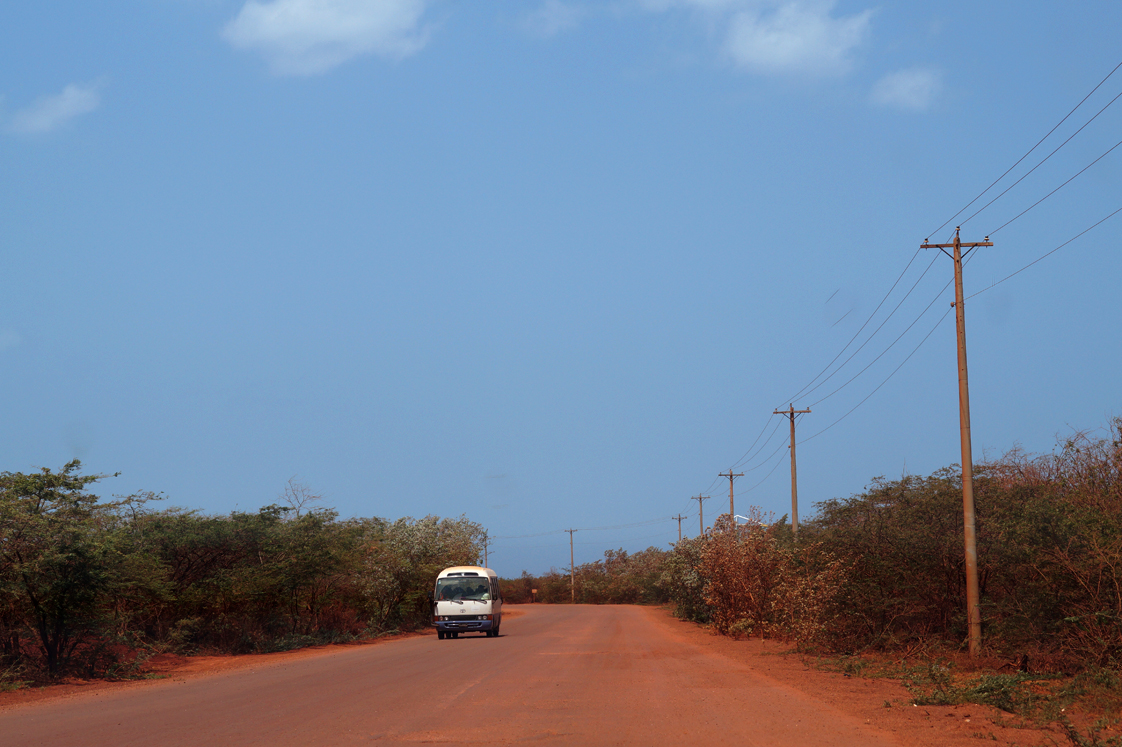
[223, 0, 432, 76]
[641, 0, 873, 77]
[523, 0, 586, 38]
[8, 82, 102, 134]
[871, 67, 941, 111]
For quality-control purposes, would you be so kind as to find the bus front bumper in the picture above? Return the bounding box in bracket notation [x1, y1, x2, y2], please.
[434, 617, 495, 632]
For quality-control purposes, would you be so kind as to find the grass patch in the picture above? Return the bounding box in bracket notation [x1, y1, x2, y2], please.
[905, 667, 1049, 716]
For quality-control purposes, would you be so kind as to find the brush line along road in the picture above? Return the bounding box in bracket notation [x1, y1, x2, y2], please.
[0, 606, 897, 746]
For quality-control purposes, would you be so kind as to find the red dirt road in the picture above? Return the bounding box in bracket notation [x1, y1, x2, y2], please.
[0, 606, 1051, 746]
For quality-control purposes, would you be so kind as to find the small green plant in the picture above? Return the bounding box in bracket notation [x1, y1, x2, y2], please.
[0, 664, 31, 692]
[839, 656, 870, 677]
[906, 667, 1044, 716]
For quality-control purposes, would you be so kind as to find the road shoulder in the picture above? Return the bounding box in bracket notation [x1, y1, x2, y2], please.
[641, 606, 1062, 747]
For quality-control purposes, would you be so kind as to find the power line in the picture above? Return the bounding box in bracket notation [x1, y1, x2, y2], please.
[711, 244, 941, 499]
[730, 417, 776, 469]
[782, 246, 925, 406]
[733, 417, 785, 470]
[959, 85, 1122, 229]
[989, 135, 1122, 235]
[793, 251, 978, 443]
[808, 271, 954, 408]
[797, 251, 941, 406]
[737, 444, 789, 494]
[968, 204, 1122, 301]
[744, 436, 789, 472]
[803, 302, 951, 441]
[928, 58, 1122, 238]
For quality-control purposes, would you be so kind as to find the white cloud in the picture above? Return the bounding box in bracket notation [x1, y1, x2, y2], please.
[640, 0, 873, 77]
[223, 0, 432, 76]
[524, 0, 586, 38]
[8, 82, 102, 134]
[724, 2, 872, 75]
[871, 67, 941, 110]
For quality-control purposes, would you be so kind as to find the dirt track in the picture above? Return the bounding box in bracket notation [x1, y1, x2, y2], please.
[0, 606, 1052, 746]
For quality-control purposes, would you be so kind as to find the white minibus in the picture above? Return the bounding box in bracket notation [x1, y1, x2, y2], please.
[431, 566, 503, 639]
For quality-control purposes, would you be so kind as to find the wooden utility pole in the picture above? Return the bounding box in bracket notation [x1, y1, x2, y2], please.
[565, 529, 577, 604]
[691, 495, 709, 536]
[921, 227, 992, 657]
[483, 533, 489, 568]
[718, 470, 744, 521]
[774, 405, 811, 538]
[673, 514, 687, 543]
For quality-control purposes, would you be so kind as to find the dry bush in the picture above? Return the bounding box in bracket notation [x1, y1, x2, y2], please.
[701, 515, 784, 637]
[802, 418, 1122, 669]
[978, 420, 1122, 668]
[509, 547, 670, 606]
[698, 512, 849, 647]
[775, 542, 850, 648]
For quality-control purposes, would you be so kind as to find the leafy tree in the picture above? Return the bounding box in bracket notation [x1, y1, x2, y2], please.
[660, 536, 710, 623]
[0, 462, 118, 676]
[356, 515, 485, 630]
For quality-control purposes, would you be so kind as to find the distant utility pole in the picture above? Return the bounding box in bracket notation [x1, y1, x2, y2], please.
[718, 470, 744, 521]
[774, 404, 811, 539]
[922, 227, 992, 658]
[565, 529, 577, 604]
[672, 514, 687, 543]
[482, 533, 489, 568]
[691, 495, 709, 536]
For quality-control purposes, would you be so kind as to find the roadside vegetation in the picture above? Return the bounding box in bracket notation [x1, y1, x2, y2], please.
[515, 418, 1122, 670]
[0, 467, 485, 684]
[509, 418, 1122, 739]
[500, 547, 668, 605]
[5, 414, 1120, 726]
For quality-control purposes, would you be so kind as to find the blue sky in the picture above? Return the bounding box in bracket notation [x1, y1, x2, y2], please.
[3, 1, 1121, 576]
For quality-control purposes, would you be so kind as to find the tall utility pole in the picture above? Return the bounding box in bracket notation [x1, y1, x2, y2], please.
[921, 227, 992, 658]
[691, 495, 710, 536]
[672, 514, 687, 543]
[774, 405, 811, 538]
[565, 529, 577, 604]
[718, 470, 744, 521]
[483, 533, 489, 568]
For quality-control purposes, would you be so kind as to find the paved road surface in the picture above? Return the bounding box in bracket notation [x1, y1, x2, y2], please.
[1, 606, 897, 746]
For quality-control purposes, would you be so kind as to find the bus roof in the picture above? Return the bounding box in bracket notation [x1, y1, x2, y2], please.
[436, 565, 496, 579]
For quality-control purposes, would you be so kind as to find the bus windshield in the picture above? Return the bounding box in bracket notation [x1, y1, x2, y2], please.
[436, 578, 491, 601]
